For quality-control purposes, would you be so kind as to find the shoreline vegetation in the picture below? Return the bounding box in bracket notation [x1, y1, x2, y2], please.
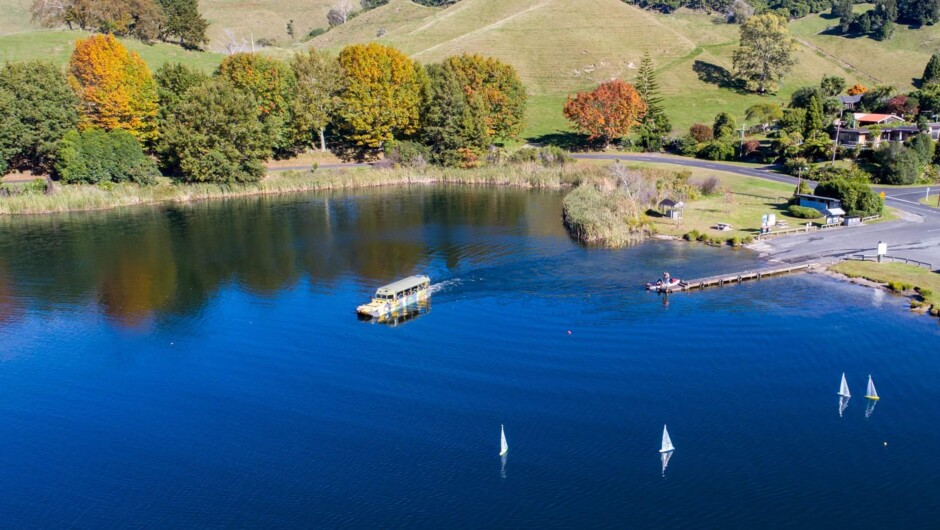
[0, 164, 586, 216]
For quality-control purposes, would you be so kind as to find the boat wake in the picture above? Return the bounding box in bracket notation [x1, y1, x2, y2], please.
[429, 279, 461, 294]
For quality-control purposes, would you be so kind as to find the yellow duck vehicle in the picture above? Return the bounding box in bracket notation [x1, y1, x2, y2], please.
[356, 275, 431, 319]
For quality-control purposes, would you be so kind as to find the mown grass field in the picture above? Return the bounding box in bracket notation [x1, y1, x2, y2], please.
[623, 162, 795, 239]
[2, 0, 940, 141]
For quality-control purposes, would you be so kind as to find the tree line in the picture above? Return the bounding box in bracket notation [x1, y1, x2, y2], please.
[0, 35, 528, 184]
[30, 0, 209, 49]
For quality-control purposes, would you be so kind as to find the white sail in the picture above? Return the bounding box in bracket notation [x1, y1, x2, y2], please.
[660, 425, 674, 453]
[500, 424, 508, 456]
[838, 373, 851, 398]
[865, 375, 879, 400]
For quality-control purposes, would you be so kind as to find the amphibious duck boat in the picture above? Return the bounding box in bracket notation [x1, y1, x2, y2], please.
[357, 275, 431, 319]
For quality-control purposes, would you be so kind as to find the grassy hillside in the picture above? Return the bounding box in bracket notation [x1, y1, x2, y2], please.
[200, 0, 336, 52]
[2, 0, 939, 143]
[307, 0, 870, 138]
[0, 30, 224, 72]
[789, 11, 940, 89]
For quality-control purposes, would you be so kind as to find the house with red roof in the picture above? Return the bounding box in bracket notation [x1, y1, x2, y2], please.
[852, 113, 904, 126]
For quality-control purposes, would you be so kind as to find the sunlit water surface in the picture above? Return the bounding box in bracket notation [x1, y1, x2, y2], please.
[0, 187, 937, 528]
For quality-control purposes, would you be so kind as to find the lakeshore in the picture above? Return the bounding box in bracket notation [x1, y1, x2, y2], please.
[2, 187, 939, 527]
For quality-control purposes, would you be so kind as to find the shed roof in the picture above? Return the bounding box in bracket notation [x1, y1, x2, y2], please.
[825, 207, 846, 216]
[839, 95, 862, 104]
[796, 194, 842, 203]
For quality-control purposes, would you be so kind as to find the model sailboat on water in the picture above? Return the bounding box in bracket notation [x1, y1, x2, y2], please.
[659, 425, 674, 477]
[838, 372, 851, 417]
[500, 424, 509, 457]
[865, 375, 879, 401]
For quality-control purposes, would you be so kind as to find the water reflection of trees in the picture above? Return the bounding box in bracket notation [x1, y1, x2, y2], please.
[0, 187, 560, 327]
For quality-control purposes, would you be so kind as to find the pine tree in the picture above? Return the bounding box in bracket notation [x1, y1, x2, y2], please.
[923, 53, 940, 85]
[634, 51, 672, 150]
[804, 94, 825, 135]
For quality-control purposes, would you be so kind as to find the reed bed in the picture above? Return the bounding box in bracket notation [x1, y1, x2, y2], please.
[0, 164, 589, 215]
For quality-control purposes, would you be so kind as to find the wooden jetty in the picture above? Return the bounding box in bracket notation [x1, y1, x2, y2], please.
[661, 263, 816, 293]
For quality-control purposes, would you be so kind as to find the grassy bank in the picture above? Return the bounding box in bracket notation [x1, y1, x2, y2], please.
[830, 261, 940, 317]
[0, 164, 587, 215]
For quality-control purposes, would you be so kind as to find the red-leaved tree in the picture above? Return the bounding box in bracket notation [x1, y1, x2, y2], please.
[563, 80, 647, 148]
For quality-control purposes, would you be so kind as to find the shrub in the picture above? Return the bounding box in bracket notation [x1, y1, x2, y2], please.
[787, 205, 822, 219]
[781, 156, 810, 177]
[887, 281, 913, 292]
[695, 176, 721, 195]
[916, 287, 933, 299]
[55, 129, 158, 185]
[689, 123, 714, 143]
[684, 229, 702, 241]
[509, 147, 572, 167]
[697, 140, 735, 161]
[306, 28, 327, 40]
[385, 140, 431, 169]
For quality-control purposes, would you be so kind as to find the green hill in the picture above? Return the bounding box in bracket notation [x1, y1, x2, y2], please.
[2, 0, 939, 141]
[305, 0, 873, 138]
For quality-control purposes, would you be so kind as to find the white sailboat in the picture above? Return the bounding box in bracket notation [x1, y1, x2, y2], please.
[838, 373, 851, 398]
[865, 375, 880, 401]
[838, 372, 851, 417]
[659, 425, 674, 477]
[500, 424, 509, 457]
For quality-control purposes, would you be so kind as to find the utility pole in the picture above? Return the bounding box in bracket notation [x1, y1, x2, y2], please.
[739, 122, 747, 159]
[831, 109, 845, 165]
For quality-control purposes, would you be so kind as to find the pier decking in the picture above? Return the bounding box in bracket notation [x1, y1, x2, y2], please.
[661, 263, 816, 293]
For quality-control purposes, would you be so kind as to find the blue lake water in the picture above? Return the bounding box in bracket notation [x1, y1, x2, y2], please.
[0, 187, 938, 528]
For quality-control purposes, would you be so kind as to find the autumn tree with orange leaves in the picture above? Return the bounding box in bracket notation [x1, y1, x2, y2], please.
[68, 34, 159, 143]
[564, 80, 646, 148]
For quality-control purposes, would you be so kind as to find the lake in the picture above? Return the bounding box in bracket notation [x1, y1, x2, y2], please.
[0, 187, 938, 528]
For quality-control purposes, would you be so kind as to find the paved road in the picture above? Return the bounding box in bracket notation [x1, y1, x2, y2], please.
[572, 153, 940, 268]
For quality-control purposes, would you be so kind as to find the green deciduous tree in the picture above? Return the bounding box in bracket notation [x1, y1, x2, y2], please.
[422, 62, 489, 167]
[814, 174, 884, 216]
[745, 102, 783, 130]
[157, 0, 209, 49]
[0, 61, 79, 173]
[290, 49, 345, 152]
[732, 13, 798, 94]
[55, 128, 159, 184]
[159, 80, 276, 183]
[336, 43, 426, 149]
[713, 112, 737, 139]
